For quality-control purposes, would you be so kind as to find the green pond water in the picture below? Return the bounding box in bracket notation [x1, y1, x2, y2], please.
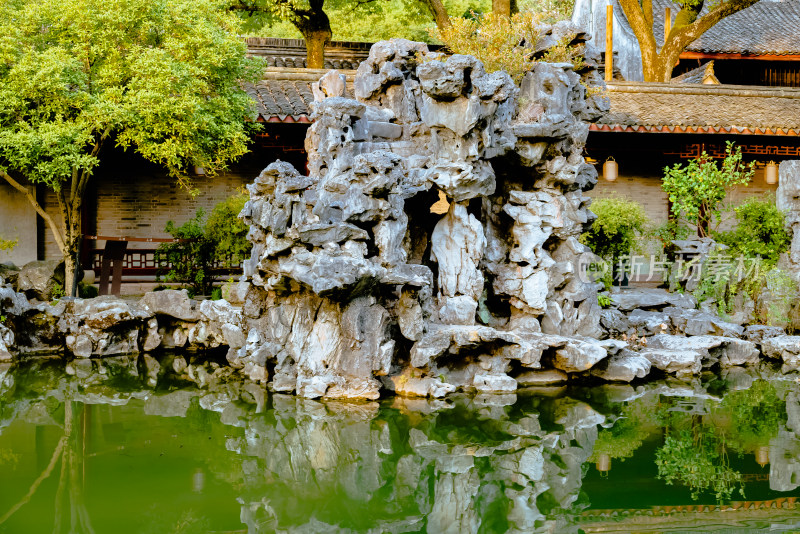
[2, 358, 800, 533]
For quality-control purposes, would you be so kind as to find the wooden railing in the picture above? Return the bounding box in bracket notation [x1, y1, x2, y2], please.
[81, 235, 243, 294]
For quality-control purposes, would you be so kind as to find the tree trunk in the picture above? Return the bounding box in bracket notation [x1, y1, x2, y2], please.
[422, 0, 451, 31]
[294, 0, 331, 69]
[493, 0, 512, 17]
[619, 0, 761, 83]
[63, 224, 82, 297]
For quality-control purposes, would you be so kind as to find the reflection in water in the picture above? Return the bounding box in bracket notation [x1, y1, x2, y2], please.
[1, 358, 800, 533]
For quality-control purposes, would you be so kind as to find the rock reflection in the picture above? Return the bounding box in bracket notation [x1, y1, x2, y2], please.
[1, 358, 800, 533]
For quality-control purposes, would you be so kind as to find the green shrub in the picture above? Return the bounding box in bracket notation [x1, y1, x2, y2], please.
[714, 195, 790, 266]
[649, 219, 690, 258]
[78, 282, 98, 299]
[155, 194, 251, 298]
[580, 196, 649, 263]
[662, 142, 754, 237]
[155, 209, 217, 298]
[205, 191, 250, 268]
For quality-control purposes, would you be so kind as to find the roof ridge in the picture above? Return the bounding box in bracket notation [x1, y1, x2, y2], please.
[608, 82, 800, 99]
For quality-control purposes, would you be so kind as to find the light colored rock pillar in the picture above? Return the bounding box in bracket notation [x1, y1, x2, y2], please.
[431, 202, 486, 325]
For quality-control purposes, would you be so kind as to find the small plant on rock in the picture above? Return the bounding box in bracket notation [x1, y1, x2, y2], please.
[431, 12, 585, 84]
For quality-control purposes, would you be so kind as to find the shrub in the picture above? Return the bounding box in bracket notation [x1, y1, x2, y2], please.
[156, 210, 217, 297]
[205, 191, 250, 268]
[662, 142, 754, 237]
[430, 12, 583, 84]
[648, 219, 690, 258]
[155, 194, 252, 298]
[714, 195, 790, 266]
[580, 196, 648, 263]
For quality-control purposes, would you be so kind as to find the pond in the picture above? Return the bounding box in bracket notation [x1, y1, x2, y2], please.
[2, 357, 800, 533]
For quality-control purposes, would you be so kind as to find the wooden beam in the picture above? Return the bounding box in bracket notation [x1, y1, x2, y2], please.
[606, 4, 613, 82]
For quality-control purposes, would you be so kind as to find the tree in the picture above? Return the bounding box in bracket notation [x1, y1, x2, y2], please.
[0, 0, 260, 295]
[232, 0, 335, 68]
[662, 142, 754, 237]
[619, 0, 761, 82]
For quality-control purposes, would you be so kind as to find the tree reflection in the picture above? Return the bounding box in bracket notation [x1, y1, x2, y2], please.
[0, 400, 95, 533]
[653, 380, 786, 502]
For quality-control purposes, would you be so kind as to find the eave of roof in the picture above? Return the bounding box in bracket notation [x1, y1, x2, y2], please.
[249, 68, 356, 123]
[597, 81, 800, 136]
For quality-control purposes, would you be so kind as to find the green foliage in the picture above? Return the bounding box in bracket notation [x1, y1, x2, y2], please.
[431, 12, 543, 83]
[597, 293, 613, 309]
[0, 237, 16, 251]
[714, 195, 790, 266]
[156, 210, 216, 297]
[430, 11, 585, 84]
[79, 281, 99, 299]
[50, 281, 66, 300]
[655, 427, 744, 502]
[205, 191, 250, 268]
[0, 0, 260, 188]
[590, 400, 656, 462]
[580, 196, 649, 262]
[662, 142, 754, 237]
[690, 251, 798, 326]
[721, 380, 784, 452]
[251, 0, 576, 43]
[648, 219, 690, 257]
[156, 194, 251, 297]
[211, 287, 223, 300]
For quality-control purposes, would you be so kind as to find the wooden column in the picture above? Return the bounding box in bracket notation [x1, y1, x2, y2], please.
[605, 4, 613, 82]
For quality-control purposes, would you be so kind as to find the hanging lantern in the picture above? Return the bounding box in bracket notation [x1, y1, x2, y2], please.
[603, 157, 618, 182]
[765, 161, 778, 185]
[596, 453, 611, 475]
[755, 446, 770, 467]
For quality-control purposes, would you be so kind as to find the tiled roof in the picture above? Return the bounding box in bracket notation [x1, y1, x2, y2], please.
[248, 68, 355, 122]
[595, 82, 800, 135]
[650, 0, 800, 56]
[246, 38, 370, 70]
[686, 0, 800, 55]
[253, 70, 800, 134]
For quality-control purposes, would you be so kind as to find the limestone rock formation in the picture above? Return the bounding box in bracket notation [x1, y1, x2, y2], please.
[235, 38, 607, 399]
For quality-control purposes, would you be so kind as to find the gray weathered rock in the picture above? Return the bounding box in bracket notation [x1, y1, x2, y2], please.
[140, 290, 199, 322]
[648, 333, 758, 367]
[762, 335, 800, 372]
[515, 369, 568, 386]
[639, 348, 703, 375]
[592, 352, 651, 382]
[17, 260, 65, 301]
[744, 324, 786, 344]
[553, 340, 607, 373]
[612, 288, 696, 312]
